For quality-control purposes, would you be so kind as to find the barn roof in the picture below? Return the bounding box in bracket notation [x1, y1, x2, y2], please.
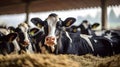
[0, 0, 120, 15]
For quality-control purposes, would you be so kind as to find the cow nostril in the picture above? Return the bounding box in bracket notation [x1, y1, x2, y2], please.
[25, 40, 29, 43]
[46, 37, 55, 42]
[46, 37, 49, 41]
[23, 40, 29, 45]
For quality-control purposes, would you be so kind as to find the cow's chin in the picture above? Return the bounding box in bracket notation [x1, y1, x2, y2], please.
[20, 43, 29, 47]
[45, 42, 56, 46]
[45, 42, 56, 52]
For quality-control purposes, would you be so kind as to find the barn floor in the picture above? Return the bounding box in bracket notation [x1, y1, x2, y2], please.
[0, 54, 120, 67]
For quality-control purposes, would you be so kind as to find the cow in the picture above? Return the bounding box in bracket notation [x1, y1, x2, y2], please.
[14, 22, 36, 54]
[0, 26, 19, 55]
[68, 20, 118, 57]
[65, 25, 113, 57]
[29, 28, 44, 53]
[31, 13, 113, 57]
[103, 30, 120, 54]
[76, 20, 120, 55]
[78, 20, 100, 36]
[31, 13, 76, 54]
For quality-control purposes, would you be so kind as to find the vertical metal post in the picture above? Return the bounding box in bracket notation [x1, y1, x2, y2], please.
[101, 0, 108, 30]
[25, 2, 30, 24]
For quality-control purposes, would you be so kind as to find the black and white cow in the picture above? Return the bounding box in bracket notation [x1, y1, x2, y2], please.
[29, 28, 44, 53]
[78, 20, 100, 36]
[75, 20, 120, 55]
[15, 23, 35, 54]
[0, 26, 19, 55]
[65, 27, 113, 57]
[103, 30, 120, 54]
[31, 13, 76, 54]
[31, 13, 113, 57]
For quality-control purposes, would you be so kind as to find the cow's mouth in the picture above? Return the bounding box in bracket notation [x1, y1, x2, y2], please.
[44, 41, 56, 52]
[20, 41, 29, 47]
[45, 41, 56, 46]
[44, 36, 57, 47]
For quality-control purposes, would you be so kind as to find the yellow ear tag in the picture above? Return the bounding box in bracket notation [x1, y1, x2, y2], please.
[92, 25, 97, 29]
[37, 23, 42, 28]
[66, 20, 72, 26]
[73, 29, 77, 33]
[30, 31, 34, 36]
[30, 29, 37, 36]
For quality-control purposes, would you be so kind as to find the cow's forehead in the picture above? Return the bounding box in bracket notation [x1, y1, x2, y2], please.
[18, 23, 29, 32]
[46, 16, 59, 24]
[18, 23, 29, 29]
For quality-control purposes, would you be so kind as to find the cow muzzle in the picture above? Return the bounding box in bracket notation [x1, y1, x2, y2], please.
[21, 40, 30, 47]
[45, 36, 56, 46]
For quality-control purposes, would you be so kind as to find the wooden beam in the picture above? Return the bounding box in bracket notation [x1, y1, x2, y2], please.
[0, 0, 41, 7]
[101, 0, 108, 30]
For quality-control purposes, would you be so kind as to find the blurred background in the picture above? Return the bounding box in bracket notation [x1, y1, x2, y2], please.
[0, 0, 120, 30]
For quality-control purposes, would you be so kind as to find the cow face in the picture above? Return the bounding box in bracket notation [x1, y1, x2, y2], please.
[79, 20, 100, 35]
[15, 23, 30, 47]
[80, 20, 91, 29]
[0, 33, 17, 55]
[31, 13, 76, 48]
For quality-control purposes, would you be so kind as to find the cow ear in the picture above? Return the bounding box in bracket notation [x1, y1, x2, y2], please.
[8, 26, 16, 33]
[63, 17, 76, 27]
[6, 33, 17, 42]
[29, 28, 39, 36]
[91, 23, 100, 29]
[31, 18, 44, 28]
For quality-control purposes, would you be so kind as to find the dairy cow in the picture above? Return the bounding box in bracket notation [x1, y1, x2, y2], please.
[31, 13, 113, 57]
[31, 13, 76, 54]
[15, 23, 35, 54]
[66, 25, 113, 57]
[103, 30, 120, 54]
[0, 26, 19, 55]
[76, 20, 120, 55]
[78, 20, 100, 36]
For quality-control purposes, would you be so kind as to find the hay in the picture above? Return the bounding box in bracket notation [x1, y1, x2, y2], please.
[0, 54, 120, 67]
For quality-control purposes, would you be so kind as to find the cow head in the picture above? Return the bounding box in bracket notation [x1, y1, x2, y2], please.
[15, 22, 30, 47]
[31, 13, 76, 52]
[79, 20, 100, 35]
[0, 33, 17, 55]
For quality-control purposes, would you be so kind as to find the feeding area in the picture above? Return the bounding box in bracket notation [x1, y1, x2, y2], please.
[0, 0, 120, 67]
